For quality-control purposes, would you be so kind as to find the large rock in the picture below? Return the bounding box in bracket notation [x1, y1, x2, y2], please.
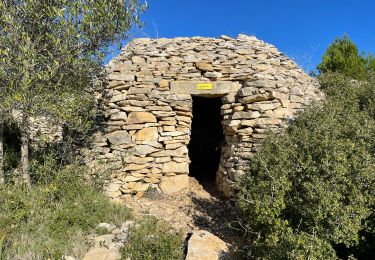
[134, 127, 158, 141]
[159, 175, 189, 194]
[126, 112, 157, 124]
[82, 247, 120, 260]
[106, 131, 131, 145]
[186, 230, 229, 260]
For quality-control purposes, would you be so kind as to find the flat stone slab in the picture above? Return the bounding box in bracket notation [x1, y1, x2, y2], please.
[186, 230, 229, 260]
[170, 81, 241, 96]
[82, 247, 120, 260]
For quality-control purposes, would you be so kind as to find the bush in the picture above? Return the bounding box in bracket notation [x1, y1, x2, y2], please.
[121, 217, 185, 260]
[237, 74, 375, 259]
[0, 155, 131, 259]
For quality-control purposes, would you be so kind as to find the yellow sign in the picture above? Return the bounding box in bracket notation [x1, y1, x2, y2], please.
[196, 83, 213, 90]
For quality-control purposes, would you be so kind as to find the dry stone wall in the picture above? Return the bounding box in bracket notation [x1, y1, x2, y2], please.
[91, 34, 323, 199]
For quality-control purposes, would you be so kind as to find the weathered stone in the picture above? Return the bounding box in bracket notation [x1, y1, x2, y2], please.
[238, 87, 259, 97]
[110, 112, 127, 121]
[123, 175, 143, 182]
[133, 145, 159, 156]
[247, 102, 280, 111]
[159, 175, 189, 194]
[131, 56, 146, 64]
[195, 62, 214, 71]
[186, 230, 229, 260]
[239, 94, 270, 104]
[83, 247, 120, 260]
[109, 93, 127, 103]
[107, 73, 135, 82]
[157, 79, 170, 88]
[127, 112, 157, 124]
[150, 146, 188, 157]
[232, 111, 261, 119]
[134, 127, 158, 141]
[204, 71, 223, 78]
[162, 161, 189, 173]
[106, 131, 131, 145]
[123, 156, 154, 164]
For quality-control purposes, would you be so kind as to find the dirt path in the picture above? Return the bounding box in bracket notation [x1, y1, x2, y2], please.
[122, 177, 246, 255]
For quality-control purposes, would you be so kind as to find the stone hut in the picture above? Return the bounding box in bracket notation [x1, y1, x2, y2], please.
[92, 34, 323, 199]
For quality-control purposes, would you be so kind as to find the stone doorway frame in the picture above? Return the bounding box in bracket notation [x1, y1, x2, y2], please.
[170, 81, 241, 189]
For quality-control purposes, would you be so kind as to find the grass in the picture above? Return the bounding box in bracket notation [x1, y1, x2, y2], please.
[0, 154, 185, 259]
[0, 163, 131, 259]
[121, 217, 185, 260]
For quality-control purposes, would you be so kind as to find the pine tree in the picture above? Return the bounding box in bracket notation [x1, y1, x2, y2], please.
[317, 35, 367, 79]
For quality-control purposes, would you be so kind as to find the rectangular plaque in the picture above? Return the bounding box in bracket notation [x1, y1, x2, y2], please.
[196, 83, 213, 90]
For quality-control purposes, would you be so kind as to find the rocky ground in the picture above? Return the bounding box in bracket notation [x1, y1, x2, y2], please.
[122, 177, 247, 257]
[80, 177, 247, 259]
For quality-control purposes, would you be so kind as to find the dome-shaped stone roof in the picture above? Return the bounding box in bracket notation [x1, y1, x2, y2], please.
[91, 34, 323, 199]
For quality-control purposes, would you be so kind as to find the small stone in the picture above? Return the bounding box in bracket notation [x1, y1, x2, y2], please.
[195, 62, 213, 71]
[204, 71, 222, 78]
[123, 175, 143, 182]
[158, 79, 169, 88]
[144, 177, 160, 184]
[135, 191, 144, 198]
[132, 56, 146, 64]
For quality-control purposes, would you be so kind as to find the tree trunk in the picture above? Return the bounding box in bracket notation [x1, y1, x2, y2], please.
[21, 114, 31, 188]
[0, 119, 4, 184]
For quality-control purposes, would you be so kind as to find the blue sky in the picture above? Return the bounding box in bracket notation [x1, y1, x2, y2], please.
[117, 0, 375, 73]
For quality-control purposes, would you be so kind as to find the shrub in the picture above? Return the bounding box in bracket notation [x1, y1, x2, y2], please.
[0, 155, 131, 259]
[121, 217, 185, 260]
[237, 74, 375, 259]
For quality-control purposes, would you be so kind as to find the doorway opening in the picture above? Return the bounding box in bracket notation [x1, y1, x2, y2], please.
[188, 96, 224, 187]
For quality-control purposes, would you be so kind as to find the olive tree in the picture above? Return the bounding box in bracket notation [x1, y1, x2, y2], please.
[0, 0, 147, 187]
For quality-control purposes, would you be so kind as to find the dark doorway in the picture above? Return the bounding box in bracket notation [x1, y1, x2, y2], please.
[188, 96, 224, 186]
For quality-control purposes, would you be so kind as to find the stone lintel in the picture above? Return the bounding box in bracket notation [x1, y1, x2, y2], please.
[170, 81, 241, 97]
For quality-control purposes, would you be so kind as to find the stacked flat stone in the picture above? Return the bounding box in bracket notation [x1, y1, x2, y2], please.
[91, 34, 323, 198]
[11, 110, 63, 145]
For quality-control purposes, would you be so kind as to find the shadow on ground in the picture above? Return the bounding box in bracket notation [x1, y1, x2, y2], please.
[188, 181, 248, 259]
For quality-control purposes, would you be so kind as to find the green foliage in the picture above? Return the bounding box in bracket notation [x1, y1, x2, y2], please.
[0, 0, 147, 182]
[317, 35, 375, 80]
[121, 217, 185, 260]
[0, 155, 131, 259]
[237, 74, 375, 259]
